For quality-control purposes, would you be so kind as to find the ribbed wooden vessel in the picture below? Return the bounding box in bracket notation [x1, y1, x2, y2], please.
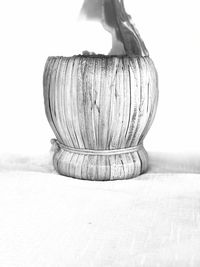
[43, 55, 158, 180]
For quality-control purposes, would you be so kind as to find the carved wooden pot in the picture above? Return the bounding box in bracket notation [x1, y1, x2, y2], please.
[43, 55, 158, 181]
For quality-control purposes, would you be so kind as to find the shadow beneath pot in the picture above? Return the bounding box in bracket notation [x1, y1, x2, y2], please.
[148, 152, 200, 174]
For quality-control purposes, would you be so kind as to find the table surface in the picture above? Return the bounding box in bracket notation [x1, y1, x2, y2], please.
[0, 152, 200, 267]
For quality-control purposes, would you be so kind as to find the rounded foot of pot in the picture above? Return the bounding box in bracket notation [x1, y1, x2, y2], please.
[51, 143, 148, 181]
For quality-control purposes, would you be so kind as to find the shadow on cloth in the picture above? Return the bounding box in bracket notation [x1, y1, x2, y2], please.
[148, 152, 200, 174]
[0, 153, 54, 173]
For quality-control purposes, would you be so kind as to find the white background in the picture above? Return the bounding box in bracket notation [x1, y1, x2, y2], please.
[0, 3, 200, 266]
[0, 0, 200, 155]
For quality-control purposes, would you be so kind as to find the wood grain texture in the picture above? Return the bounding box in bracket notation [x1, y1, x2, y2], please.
[43, 55, 158, 180]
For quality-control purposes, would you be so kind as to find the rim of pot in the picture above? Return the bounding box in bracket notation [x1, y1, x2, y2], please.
[47, 54, 150, 60]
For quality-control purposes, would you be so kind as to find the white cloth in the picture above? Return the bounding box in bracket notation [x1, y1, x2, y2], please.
[0, 152, 200, 267]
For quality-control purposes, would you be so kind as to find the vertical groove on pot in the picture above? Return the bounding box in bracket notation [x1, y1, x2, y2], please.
[121, 57, 130, 147]
[63, 58, 74, 147]
[55, 58, 65, 144]
[126, 58, 140, 147]
[71, 58, 83, 148]
[86, 58, 96, 148]
[83, 57, 91, 148]
[44, 58, 59, 142]
[118, 58, 126, 147]
[134, 57, 149, 145]
[76, 57, 86, 148]
[107, 58, 119, 149]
